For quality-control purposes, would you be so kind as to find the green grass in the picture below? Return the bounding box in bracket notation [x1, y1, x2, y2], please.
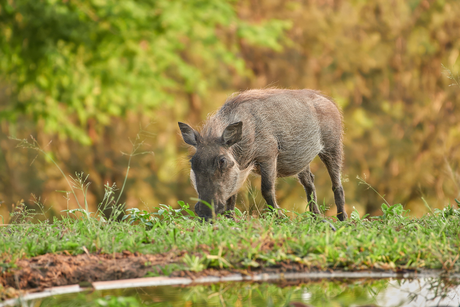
[1, 201, 460, 274]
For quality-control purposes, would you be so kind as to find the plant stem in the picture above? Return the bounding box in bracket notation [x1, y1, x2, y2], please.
[41, 149, 82, 210]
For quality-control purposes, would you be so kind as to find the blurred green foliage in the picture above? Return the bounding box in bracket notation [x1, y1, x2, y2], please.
[0, 0, 288, 142]
[0, 0, 459, 217]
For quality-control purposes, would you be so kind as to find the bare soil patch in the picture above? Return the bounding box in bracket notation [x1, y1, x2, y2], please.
[0, 251, 324, 296]
[1, 251, 182, 292]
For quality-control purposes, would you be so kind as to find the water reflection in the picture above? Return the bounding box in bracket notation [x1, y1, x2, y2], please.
[378, 278, 460, 307]
[32, 277, 460, 307]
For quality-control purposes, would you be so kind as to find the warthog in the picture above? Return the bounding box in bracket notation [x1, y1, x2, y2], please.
[178, 89, 347, 221]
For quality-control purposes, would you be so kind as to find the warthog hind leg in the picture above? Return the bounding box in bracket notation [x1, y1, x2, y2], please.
[319, 150, 347, 221]
[298, 166, 320, 215]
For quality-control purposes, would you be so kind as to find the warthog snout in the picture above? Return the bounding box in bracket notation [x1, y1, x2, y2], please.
[194, 201, 211, 218]
[194, 199, 226, 218]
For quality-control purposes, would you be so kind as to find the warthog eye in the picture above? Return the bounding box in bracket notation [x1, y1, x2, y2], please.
[219, 156, 227, 168]
[218, 156, 234, 170]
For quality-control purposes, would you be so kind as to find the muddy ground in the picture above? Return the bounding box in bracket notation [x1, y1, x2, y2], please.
[0, 250, 327, 300]
[0, 251, 182, 294]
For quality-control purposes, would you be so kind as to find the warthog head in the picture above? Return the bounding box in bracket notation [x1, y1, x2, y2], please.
[178, 121, 247, 218]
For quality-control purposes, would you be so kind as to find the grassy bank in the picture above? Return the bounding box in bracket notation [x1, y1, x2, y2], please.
[1, 202, 460, 275]
[3, 135, 459, 278]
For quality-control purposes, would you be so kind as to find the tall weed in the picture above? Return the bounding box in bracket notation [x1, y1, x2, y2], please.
[10, 129, 153, 225]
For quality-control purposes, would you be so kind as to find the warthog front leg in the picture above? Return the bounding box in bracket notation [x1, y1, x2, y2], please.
[224, 195, 237, 218]
[226, 194, 236, 211]
[259, 159, 281, 212]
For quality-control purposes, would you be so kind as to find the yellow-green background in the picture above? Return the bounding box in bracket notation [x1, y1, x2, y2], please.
[1, 0, 459, 220]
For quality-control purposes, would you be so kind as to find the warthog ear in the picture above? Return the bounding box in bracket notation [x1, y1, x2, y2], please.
[222, 121, 243, 147]
[178, 122, 200, 147]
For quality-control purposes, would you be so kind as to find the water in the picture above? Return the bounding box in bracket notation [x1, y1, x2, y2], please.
[18, 278, 460, 306]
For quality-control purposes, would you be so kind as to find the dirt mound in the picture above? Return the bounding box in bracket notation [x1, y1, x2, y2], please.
[1, 251, 181, 291]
